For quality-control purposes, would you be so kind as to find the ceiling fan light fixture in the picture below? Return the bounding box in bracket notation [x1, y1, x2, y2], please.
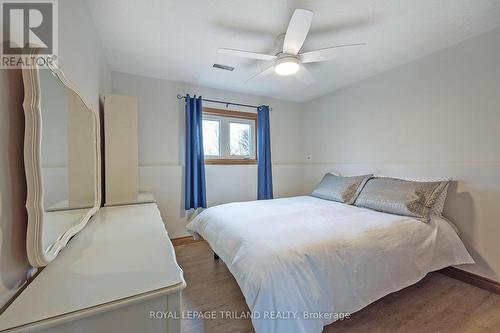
[274, 57, 300, 76]
[218, 9, 365, 84]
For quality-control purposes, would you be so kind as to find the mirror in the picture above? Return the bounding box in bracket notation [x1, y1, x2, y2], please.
[40, 70, 96, 212]
[22, 64, 101, 267]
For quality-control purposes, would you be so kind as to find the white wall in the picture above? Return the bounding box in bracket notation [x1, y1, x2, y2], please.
[0, 0, 111, 308]
[111, 72, 305, 238]
[302, 27, 500, 282]
[58, 0, 112, 109]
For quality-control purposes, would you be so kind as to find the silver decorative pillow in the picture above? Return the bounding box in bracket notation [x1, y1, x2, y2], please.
[311, 173, 372, 204]
[374, 175, 452, 216]
[355, 177, 450, 222]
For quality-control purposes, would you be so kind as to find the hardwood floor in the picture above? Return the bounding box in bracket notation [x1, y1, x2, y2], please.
[176, 241, 500, 333]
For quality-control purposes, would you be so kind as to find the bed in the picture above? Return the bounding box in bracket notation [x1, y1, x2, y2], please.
[186, 195, 474, 333]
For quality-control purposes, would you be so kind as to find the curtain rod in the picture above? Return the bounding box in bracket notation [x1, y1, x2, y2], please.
[176, 94, 271, 110]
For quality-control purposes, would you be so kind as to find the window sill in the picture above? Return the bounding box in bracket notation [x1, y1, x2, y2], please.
[205, 159, 257, 165]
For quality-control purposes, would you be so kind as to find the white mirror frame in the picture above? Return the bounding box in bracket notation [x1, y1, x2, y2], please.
[22, 63, 101, 267]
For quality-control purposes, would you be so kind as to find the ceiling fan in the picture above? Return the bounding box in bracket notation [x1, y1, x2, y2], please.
[217, 9, 366, 84]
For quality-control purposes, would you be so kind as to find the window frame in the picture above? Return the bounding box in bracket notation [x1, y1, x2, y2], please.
[202, 107, 258, 165]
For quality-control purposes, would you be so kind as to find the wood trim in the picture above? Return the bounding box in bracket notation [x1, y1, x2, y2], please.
[439, 267, 500, 295]
[203, 107, 257, 120]
[171, 236, 204, 247]
[205, 159, 257, 165]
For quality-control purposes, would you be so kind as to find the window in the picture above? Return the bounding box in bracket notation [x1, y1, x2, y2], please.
[202, 108, 257, 164]
[202, 119, 220, 156]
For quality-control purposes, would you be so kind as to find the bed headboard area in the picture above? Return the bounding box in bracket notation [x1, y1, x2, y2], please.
[301, 26, 500, 283]
[303, 163, 500, 282]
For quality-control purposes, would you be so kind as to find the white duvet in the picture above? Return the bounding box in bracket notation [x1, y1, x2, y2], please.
[186, 196, 474, 333]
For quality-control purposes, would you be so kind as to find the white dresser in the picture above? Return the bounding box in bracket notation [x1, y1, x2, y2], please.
[0, 203, 185, 333]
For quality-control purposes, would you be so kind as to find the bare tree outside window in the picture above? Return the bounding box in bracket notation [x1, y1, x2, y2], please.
[230, 123, 251, 156]
[202, 120, 219, 156]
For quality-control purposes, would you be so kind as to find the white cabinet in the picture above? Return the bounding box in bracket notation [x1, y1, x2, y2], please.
[0, 204, 185, 333]
[104, 94, 139, 206]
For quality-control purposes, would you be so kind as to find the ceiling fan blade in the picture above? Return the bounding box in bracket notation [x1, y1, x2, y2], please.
[283, 9, 314, 55]
[218, 48, 276, 61]
[300, 43, 366, 63]
[294, 66, 315, 85]
[244, 66, 274, 84]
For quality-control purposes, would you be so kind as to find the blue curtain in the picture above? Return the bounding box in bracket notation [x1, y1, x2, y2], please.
[257, 105, 273, 200]
[184, 95, 207, 210]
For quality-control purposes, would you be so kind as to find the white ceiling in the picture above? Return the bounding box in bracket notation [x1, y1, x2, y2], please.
[85, 0, 500, 102]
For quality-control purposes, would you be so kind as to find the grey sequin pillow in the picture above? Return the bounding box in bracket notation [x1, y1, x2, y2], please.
[354, 177, 450, 222]
[311, 173, 372, 204]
